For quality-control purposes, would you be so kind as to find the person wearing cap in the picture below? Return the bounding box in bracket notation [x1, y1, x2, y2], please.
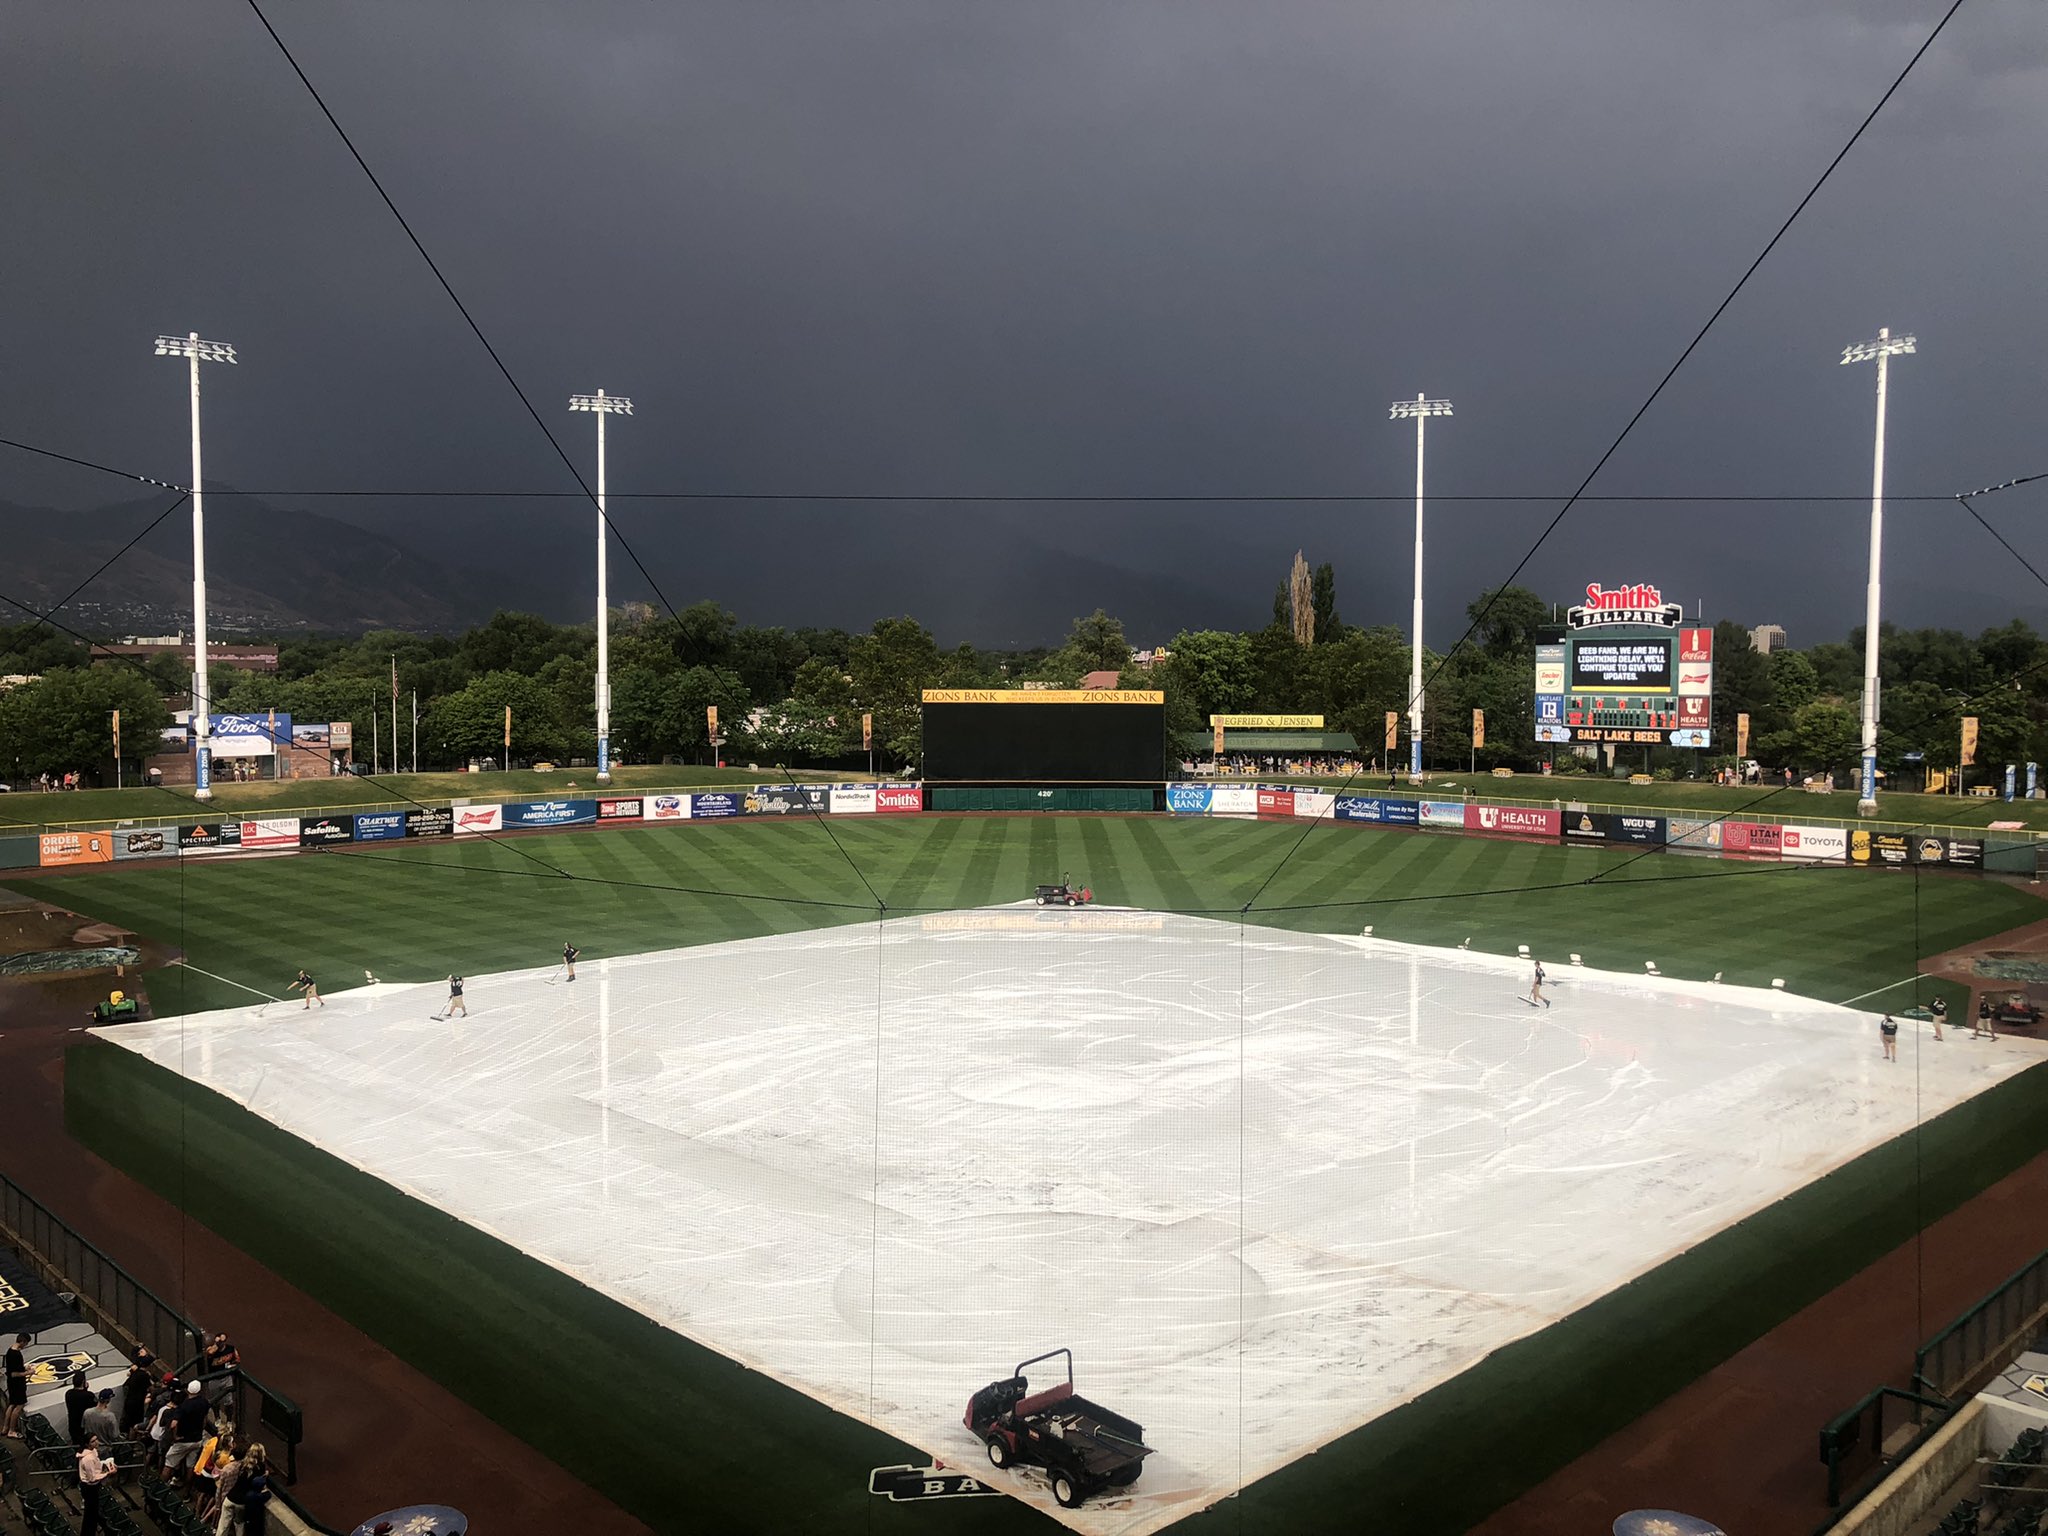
[81, 1387, 120, 1451]
[163, 1380, 211, 1480]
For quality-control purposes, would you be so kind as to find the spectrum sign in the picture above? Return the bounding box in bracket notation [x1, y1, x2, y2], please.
[1538, 582, 1712, 748]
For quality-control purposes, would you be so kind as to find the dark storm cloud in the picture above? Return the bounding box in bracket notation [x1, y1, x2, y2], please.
[4, 1, 2045, 645]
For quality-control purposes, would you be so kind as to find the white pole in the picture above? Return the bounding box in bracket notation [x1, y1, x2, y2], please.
[1858, 334, 1890, 815]
[1409, 393, 1426, 783]
[595, 391, 611, 784]
[188, 335, 213, 802]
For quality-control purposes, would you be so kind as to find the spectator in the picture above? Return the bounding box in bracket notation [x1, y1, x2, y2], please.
[146, 1382, 179, 1470]
[3, 1331, 26, 1438]
[207, 1439, 249, 1533]
[65, 1367, 97, 1444]
[202, 1332, 241, 1375]
[78, 1432, 119, 1536]
[121, 1349, 155, 1437]
[231, 1443, 272, 1536]
[163, 1380, 211, 1481]
[82, 1387, 120, 1450]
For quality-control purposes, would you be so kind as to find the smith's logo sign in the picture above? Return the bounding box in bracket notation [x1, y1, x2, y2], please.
[1567, 582, 1683, 630]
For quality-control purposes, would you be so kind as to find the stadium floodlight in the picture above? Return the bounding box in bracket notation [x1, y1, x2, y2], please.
[1389, 394, 1453, 782]
[153, 332, 236, 800]
[569, 389, 633, 783]
[1840, 328, 1915, 815]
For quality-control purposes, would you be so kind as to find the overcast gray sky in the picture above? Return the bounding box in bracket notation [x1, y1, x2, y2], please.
[5, 1, 2045, 646]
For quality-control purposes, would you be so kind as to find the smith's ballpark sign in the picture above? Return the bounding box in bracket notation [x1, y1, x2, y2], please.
[1566, 582, 1683, 630]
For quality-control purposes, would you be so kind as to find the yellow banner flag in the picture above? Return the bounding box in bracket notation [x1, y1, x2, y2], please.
[707, 704, 720, 738]
[1384, 711, 1399, 753]
[503, 705, 512, 748]
[1212, 720, 1225, 756]
[1471, 708, 1485, 751]
[1962, 716, 1979, 767]
[1736, 712, 1750, 759]
[862, 712, 873, 751]
[111, 708, 121, 754]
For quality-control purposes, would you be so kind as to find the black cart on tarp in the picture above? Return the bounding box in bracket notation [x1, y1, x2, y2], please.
[964, 1348, 1151, 1508]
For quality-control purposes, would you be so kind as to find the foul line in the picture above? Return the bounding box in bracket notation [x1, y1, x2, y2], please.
[1836, 975, 1926, 1007]
[168, 959, 286, 1004]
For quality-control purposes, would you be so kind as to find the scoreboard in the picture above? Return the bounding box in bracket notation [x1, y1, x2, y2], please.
[922, 689, 1166, 782]
[1534, 582, 1713, 748]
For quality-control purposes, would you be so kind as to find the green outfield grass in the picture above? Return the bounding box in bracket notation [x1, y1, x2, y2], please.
[0, 762, 858, 837]
[8, 815, 2039, 1018]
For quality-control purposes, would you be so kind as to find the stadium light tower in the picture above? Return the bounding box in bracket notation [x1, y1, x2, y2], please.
[1840, 328, 1914, 815]
[1390, 393, 1453, 782]
[568, 389, 632, 783]
[154, 332, 237, 801]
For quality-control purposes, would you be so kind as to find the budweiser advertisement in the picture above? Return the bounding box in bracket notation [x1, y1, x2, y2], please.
[452, 805, 504, 836]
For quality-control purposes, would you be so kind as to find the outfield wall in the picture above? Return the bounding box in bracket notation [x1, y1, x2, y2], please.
[64, 1042, 2048, 1536]
[10, 779, 2042, 886]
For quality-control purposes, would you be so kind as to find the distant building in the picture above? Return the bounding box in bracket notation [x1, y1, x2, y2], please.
[1079, 670, 1121, 690]
[1750, 624, 1787, 655]
[90, 635, 279, 674]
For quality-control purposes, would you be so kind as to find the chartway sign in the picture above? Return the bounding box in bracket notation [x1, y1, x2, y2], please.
[1566, 583, 1682, 630]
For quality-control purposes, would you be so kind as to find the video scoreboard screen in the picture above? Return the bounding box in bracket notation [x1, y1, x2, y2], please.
[921, 689, 1166, 782]
[1534, 582, 1713, 748]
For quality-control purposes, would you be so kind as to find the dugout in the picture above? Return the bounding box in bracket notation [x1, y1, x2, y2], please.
[920, 689, 1167, 801]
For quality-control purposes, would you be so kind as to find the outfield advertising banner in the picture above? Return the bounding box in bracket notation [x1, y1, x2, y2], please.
[451, 805, 503, 836]
[1666, 815, 1724, 850]
[114, 828, 176, 860]
[504, 799, 597, 828]
[691, 791, 741, 819]
[1562, 809, 1608, 842]
[1914, 836, 1983, 869]
[1292, 790, 1335, 820]
[874, 785, 923, 814]
[1420, 801, 1467, 828]
[177, 822, 241, 851]
[643, 794, 690, 822]
[1257, 788, 1296, 817]
[829, 786, 878, 815]
[405, 808, 453, 839]
[597, 797, 643, 820]
[1722, 821, 1781, 858]
[353, 812, 408, 842]
[1208, 784, 1259, 817]
[1464, 804, 1561, 839]
[239, 818, 300, 851]
[1167, 784, 1213, 814]
[744, 787, 810, 816]
[1612, 813, 1665, 845]
[1333, 794, 1380, 821]
[1779, 825, 1847, 862]
[40, 831, 113, 867]
[1851, 830, 1912, 867]
[298, 816, 354, 847]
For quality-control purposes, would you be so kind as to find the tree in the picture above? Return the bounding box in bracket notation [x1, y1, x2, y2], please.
[1062, 610, 1129, 675]
[848, 617, 943, 766]
[1767, 650, 1818, 713]
[1710, 620, 1773, 746]
[1466, 586, 1551, 661]
[1311, 564, 1341, 645]
[0, 667, 171, 783]
[420, 671, 568, 765]
[790, 657, 855, 716]
[1159, 630, 1255, 719]
[1788, 700, 1860, 776]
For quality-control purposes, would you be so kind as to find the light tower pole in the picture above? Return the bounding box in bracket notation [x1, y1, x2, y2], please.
[1389, 393, 1453, 782]
[568, 389, 633, 783]
[1839, 328, 1914, 816]
[154, 332, 237, 801]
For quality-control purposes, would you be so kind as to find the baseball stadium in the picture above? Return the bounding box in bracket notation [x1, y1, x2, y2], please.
[11, 7, 2048, 1536]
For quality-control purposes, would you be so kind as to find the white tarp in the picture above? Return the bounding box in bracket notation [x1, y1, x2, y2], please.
[98, 917, 2028, 1535]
